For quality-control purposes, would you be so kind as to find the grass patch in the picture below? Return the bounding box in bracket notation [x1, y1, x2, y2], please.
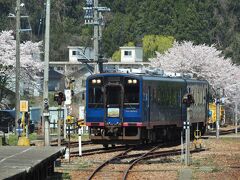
[7, 133, 37, 146]
[8, 134, 18, 145]
[78, 160, 92, 169]
[70, 134, 89, 141]
[212, 166, 221, 173]
[62, 173, 71, 179]
[48, 172, 71, 180]
[29, 133, 37, 141]
[192, 157, 214, 167]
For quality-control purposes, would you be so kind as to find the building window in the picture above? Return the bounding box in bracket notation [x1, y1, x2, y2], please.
[72, 51, 77, 55]
[82, 79, 86, 87]
[124, 51, 132, 56]
[57, 66, 63, 70]
[71, 66, 78, 71]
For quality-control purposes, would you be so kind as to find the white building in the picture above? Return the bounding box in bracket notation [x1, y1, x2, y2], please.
[68, 46, 94, 63]
[120, 46, 143, 63]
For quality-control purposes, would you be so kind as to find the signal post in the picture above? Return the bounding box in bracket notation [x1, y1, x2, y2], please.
[234, 101, 238, 135]
[182, 93, 195, 166]
[216, 88, 220, 139]
[54, 92, 66, 146]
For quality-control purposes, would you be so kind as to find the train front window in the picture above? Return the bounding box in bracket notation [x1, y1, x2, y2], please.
[88, 87, 103, 108]
[124, 79, 139, 108]
[106, 86, 122, 117]
[106, 86, 121, 106]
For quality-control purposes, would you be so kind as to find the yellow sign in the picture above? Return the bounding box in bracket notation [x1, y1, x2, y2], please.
[20, 100, 28, 112]
[77, 119, 86, 127]
[66, 115, 74, 124]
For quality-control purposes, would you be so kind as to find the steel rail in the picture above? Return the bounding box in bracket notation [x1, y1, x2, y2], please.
[70, 146, 128, 157]
[139, 148, 206, 162]
[122, 148, 206, 180]
[119, 148, 205, 161]
[122, 145, 160, 180]
[87, 147, 134, 180]
[51, 140, 93, 147]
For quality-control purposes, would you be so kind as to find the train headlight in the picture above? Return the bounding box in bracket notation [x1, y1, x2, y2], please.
[128, 79, 133, 84]
[97, 79, 101, 84]
[133, 79, 137, 84]
[92, 79, 97, 84]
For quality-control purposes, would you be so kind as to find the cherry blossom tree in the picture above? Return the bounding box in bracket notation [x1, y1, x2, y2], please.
[0, 30, 43, 107]
[150, 41, 240, 104]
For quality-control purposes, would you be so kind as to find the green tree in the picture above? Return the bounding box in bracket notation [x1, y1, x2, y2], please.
[143, 35, 174, 60]
[0, 0, 15, 31]
[112, 50, 121, 62]
[0, 0, 240, 64]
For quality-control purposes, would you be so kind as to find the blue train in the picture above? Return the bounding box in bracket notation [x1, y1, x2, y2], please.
[86, 72, 209, 147]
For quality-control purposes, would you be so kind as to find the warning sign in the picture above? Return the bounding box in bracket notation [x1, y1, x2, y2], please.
[20, 100, 28, 112]
[64, 89, 72, 105]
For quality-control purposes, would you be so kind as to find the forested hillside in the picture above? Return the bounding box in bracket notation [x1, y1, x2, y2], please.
[0, 0, 240, 64]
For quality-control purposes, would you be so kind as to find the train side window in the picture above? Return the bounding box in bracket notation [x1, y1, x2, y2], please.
[82, 93, 85, 101]
[156, 88, 162, 105]
[124, 82, 139, 107]
[88, 87, 103, 108]
[178, 89, 182, 107]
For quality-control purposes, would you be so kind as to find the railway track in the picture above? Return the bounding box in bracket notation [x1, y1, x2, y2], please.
[87, 146, 135, 180]
[204, 128, 240, 137]
[122, 148, 206, 180]
[122, 145, 161, 180]
[86, 143, 206, 180]
[51, 140, 92, 147]
[87, 144, 163, 180]
[70, 145, 129, 157]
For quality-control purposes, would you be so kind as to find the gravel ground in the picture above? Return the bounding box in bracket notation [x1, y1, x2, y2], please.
[55, 126, 240, 180]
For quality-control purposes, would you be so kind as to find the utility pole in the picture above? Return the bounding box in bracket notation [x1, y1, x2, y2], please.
[93, 0, 99, 73]
[15, 0, 21, 133]
[234, 101, 238, 134]
[83, 0, 110, 73]
[222, 89, 225, 125]
[216, 88, 220, 139]
[99, 12, 103, 40]
[185, 107, 191, 166]
[43, 0, 51, 146]
[58, 105, 61, 146]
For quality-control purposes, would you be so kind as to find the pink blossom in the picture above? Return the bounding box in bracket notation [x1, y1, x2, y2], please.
[150, 41, 240, 104]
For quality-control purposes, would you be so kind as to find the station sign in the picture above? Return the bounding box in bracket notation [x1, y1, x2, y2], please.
[20, 100, 28, 112]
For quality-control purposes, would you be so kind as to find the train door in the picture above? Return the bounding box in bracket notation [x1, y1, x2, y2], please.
[147, 86, 151, 127]
[104, 85, 123, 126]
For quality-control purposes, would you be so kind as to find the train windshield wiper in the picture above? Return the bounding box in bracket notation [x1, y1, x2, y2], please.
[124, 103, 139, 109]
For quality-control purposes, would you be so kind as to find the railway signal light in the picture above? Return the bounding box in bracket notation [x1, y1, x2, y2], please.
[215, 98, 220, 104]
[43, 98, 49, 110]
[66, 115, 74, 124]
[54, 92, 66, 105]
[77, 119, 85, 127]
[182, 93, 195, 107]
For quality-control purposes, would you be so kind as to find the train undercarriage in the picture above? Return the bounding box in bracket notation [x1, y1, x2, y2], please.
[89, 122, 206, 147]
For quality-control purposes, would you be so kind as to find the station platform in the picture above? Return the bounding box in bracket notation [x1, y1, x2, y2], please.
[0, 146, 65, 180]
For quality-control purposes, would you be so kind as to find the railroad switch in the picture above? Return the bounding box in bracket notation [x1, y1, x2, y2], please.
[193, 130, 202, 149]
